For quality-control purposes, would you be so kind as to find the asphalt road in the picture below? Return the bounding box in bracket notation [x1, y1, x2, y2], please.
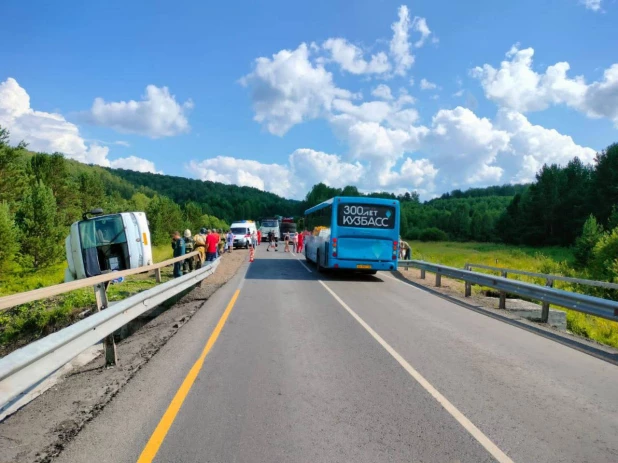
[56, 246, 618, 463]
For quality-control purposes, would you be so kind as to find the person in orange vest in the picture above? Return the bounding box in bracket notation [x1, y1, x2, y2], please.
[257, 229, 262, 245]
[193, 228, 207, 268]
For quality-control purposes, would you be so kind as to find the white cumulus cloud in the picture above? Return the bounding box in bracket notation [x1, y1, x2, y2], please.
[471, 45, 618, 125]
[188, 148, 436, 199]
[371, 84, 394, 100]
[0, 78, 161, 174]
[495, 109, 596, 182]
[420, 78, 438, 90]
[240, 43, 354, 136]
[188, 156, 294, 198]
[110, 156, 162, 174]
[322, 38, 391, 75]
[581, 0, 602, 11]
[83, 85, 193, 138]
[412, 17, 432, 48]
[422, 107, 510, 186]
[0, 77, 111, 165]
[390, 6, 415, 76]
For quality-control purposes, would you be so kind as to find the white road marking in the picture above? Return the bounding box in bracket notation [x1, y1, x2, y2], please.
[318, 280, 515, 463]
[296, 257, 312, 273]
[381, 272, 423, 291]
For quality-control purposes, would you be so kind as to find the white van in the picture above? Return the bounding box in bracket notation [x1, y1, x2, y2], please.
[65, 210, 153, 282]
[230, 220, 257, 249]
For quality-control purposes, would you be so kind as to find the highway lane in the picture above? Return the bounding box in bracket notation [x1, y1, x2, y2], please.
[323, 268, 618, 462]
[55, 246, 618, 462]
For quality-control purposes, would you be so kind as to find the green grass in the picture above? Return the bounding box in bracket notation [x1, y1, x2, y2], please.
[407, 240, 618, 349]
[0, 245, 176, 353]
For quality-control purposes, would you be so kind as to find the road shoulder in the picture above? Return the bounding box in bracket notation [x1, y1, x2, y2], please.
[0, 252, 248, 463]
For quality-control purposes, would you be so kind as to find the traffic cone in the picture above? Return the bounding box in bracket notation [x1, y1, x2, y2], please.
[250, 246, 255, 263]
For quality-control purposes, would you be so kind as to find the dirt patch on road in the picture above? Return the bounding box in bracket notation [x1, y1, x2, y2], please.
[0, 251, 247, 463]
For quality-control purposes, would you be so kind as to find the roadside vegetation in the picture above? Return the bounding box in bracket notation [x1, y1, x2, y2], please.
[407, 240, 618, 349]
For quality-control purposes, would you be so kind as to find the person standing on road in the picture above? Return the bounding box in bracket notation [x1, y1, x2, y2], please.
[171, 231, 186, 278]
[226, 230, 234, 252]
[257, 229, 262, 245]
[218, 230, 225, 256]
[193, 228, 207, 268]
[283, 231, 290, 252]
[292, 232, 298, 252]
[267, 230, 278, 251]
[206, 229, 218, 261]
[399, 237, 411, 260]
[183, 229, 194, 275]
[296, 230, 304, 253]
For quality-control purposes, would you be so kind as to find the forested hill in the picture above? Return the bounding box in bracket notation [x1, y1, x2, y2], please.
[107, 169, 301, 221]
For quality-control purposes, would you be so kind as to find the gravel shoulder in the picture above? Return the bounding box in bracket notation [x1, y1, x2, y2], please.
[0, 251, 247, 463]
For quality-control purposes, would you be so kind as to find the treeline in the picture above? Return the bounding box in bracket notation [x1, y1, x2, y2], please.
[497, 145, 618, 247]
[301, 183, 515, 242]
[108, 169, 301, 222]
[0, 127, 229, 271]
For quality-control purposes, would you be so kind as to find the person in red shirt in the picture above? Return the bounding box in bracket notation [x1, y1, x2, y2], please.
[296, 229, 304, 253]
[206, 229, 219, 261]
[257, 230, 261, 245]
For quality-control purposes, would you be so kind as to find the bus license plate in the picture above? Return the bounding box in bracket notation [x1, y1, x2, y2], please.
[356, 264, 372, 269]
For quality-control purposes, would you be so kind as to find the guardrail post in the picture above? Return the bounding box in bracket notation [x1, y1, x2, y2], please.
[464, 264, 471, 297]
[541, 279, 554, 323]
[94, 283, 117, 366]
[155, 268, 162, 283]
[420, 269, 426, 279]
[499, 271, 507, 310]
[435, 271, 441, 287]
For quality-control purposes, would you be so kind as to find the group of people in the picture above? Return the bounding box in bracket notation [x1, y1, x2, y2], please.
[266, 230, 305, 253]
[171, 228, 241, 278]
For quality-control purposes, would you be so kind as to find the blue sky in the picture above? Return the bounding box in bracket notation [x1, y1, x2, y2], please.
[0, 0, 616, 199]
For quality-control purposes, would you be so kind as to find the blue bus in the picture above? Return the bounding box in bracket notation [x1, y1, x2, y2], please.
[304, 196, 400, 274]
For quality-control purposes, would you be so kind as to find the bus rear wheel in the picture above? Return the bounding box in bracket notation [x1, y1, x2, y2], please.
[316, 251, 324, 273]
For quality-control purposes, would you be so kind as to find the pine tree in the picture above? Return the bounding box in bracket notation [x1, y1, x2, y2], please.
[0, 201, 20, 270]
[574, 215, 603, 267]
[17, 181, 64, 269]
[593, 143, 618, 225]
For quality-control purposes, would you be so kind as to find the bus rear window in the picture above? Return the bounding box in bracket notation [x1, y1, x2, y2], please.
[337, 204, 396, 229]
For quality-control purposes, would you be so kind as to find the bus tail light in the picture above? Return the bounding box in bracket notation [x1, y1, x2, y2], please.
[332, 237, 337, 257]
[333, 252, 337, 257]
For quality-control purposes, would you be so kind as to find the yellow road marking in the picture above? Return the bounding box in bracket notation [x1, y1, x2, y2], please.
[137, 289, 241, 463]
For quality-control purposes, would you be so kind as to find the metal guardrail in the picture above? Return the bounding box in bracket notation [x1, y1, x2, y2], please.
[0, 259, 219, 414]
[465, 263, 618, 291]
[0, 251, 200, 312]
[398, 260, 618, 323]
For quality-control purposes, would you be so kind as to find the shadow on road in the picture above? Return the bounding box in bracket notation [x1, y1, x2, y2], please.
[245, 258, 315, 281]
[245, 256, 385, 283]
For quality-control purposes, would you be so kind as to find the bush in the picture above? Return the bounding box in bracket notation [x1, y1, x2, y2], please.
[405, 227, 422, 240]
[590, 226, 618, 283]
[574, 215, 603, 267]
[419, 227, 448, 242]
